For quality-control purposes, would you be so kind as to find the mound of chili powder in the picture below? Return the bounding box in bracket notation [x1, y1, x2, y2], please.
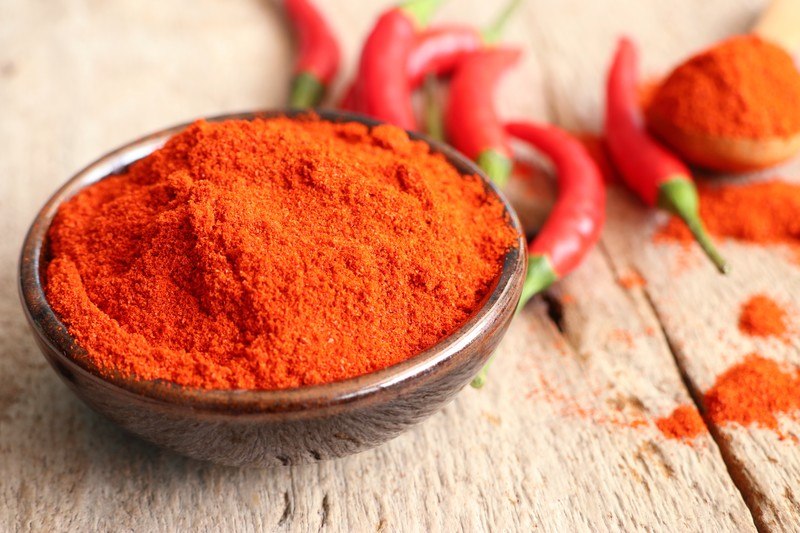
[738, 294, 788, 339]
[45, 117, 517, 390]
[647, 35, 800, 139]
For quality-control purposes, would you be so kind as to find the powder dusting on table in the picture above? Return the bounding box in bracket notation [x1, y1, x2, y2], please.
[738, 294, 788, 339]
[655, 404, 707, 441]
[704, 354, 800, 431]
[656, 180, 800, 255]
[526, 379, 706, 445]
[45, 117, 517, 390]
[617, 270, 646, 289]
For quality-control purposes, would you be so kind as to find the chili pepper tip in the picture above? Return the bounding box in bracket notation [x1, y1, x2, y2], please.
[470, 364, 489, 388]
[400, 0, 445, 26]
[289, 72, 325, 109]
[658, 178, 730, 274]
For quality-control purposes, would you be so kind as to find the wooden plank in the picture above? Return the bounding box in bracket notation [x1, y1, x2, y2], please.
[0, 0, 770, 530]
[528, 0, 800, 529]
[601, 182, 800, 532]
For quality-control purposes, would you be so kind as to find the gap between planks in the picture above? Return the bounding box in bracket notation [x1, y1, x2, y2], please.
[598, 239, 770, 532]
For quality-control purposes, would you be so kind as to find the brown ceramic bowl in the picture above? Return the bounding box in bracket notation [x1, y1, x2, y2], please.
[19, 109, 526, 467]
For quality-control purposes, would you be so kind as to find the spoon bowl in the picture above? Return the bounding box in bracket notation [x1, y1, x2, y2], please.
[649, 113, 800, 172]
[18, 109, 526, 467]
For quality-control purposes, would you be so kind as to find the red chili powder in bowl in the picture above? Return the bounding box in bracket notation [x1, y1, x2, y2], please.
[44, 117, 518, 390]
[738, 294, 788, 338]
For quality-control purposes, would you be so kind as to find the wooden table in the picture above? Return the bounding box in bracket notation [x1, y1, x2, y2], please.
[2, 0, 798, 530]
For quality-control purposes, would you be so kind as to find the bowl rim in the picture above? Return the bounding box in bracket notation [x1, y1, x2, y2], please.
[19, 109, 526, 416]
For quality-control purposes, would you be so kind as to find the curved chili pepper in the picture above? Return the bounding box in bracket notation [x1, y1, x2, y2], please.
[472, 121, 606, 388]
[444, 47, 521, 188]
[341, 26, 490, 115]
[407, 26, 483, 88]
[284, 0, 341, 108]
[510, 122, 607, 306]
[605, 37, 728, 274]
[338, 27, 477, 113]
[407, 0, 522, 88]
[338, 29, 479, 114]
[355, 0, 443, 130]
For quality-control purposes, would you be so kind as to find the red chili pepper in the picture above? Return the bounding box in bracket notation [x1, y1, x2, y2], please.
[605, 37, 728, 273]
[444, 47, 521, 188]
[284, 0, 341, 108]
[407, 0, 521, 88]
[338, 28, 480, 114]
[472, 121, 606, 388]
[354, 0, 443, 130]
[407, 26, 483, 88]
[509, 123, 606, 307]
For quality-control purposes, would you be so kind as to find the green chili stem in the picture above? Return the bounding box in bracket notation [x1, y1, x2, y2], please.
[477, 149, 512, 189]
[289, 72, 325, 109]
[401, 0, 445, 26]
[471, 254, 558, 388]
[517, 254, 559, 312]
[658, 178, 729, 274]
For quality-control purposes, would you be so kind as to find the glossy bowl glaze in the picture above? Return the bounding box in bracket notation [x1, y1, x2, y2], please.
[19, 109, 526, 467]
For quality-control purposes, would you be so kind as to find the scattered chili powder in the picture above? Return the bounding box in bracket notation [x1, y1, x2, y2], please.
[704, 354, 800, 430]
[647, 35, 800, 139]
[45, 117, 517, 390]
[609, 328, 636, 348]
[738, 294, 788, 338]
[617, 270, 646, 289]
[656, 180, 800, 253]
[655, 404, 707, 441]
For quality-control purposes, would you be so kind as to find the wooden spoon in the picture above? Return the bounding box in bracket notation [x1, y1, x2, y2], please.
[648, 0, 800, 172]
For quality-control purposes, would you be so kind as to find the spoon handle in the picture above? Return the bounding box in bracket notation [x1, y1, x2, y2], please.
[754, 0, 800, 53]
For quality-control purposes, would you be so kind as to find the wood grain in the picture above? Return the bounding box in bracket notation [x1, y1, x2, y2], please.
[0, 0, 794, 531]
[600, 181, 800, 533]
[532, 0, 800, 530]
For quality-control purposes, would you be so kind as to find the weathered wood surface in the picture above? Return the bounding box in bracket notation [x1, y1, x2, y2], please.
[535, 1, 800, 530]
[0, 0, 795, 531]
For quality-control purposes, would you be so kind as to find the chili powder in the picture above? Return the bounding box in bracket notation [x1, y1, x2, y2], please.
[647, 35, 800, 139]
[655, 405, 706, 441]
[45, 117, 517, 390]
[738, 294, 788, 339]
[656, 180, 800, 253]
[704, 354, 800, 431]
